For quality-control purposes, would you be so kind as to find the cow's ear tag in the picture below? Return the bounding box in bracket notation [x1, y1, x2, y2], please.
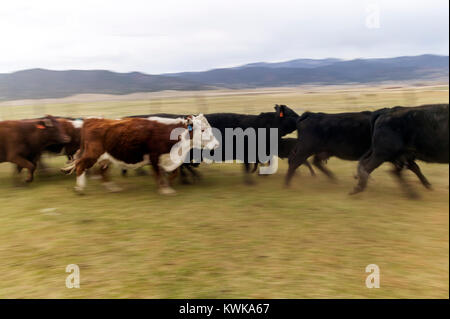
[36, 124, 46, 129]
[279, 112, 284, 118]
[188, 125, 193, 131]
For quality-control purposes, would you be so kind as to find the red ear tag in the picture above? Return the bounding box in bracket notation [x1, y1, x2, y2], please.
[36, 124, 46, 129]
[279, 112, 284, 118]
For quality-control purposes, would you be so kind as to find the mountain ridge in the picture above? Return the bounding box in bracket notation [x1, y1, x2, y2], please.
[0, 54, 448, 101]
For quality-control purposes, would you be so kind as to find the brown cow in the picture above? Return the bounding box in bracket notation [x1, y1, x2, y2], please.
[0, 115, 71, 183]
[62, 114, 218, 195]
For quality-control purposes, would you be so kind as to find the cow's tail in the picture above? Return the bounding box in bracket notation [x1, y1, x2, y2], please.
[61, 149, 81, 175]
[61, 161, 76, 175]
[61, 128, 85, 174]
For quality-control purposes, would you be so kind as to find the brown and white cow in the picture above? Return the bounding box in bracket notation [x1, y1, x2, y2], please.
[62, 114, 218, 195]
[0, 115, 71, 183]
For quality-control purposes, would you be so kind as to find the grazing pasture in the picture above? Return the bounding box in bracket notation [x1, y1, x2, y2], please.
[0, 84, 448, 298]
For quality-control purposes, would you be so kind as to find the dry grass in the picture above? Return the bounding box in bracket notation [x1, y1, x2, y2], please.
[0, 84, 448, 298]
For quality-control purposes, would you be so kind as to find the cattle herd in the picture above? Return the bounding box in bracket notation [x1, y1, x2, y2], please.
[0, 103, 448, 198]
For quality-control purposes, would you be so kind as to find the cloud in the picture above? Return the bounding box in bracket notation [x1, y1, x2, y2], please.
[0, 0, 448, 73]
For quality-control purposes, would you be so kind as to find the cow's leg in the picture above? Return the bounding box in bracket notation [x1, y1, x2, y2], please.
[286, 154, 309, 186]
[179, 165, 191, 184]
[243, 162, 255, 185]
[285, 141, 314, 186]
[74, 146, 103, 193]
[303, 160, 316, 177]
[350, 152, 384, 195]
[179, 165, 190, 184]
[135, 167, 148, 176]
[13, 165, 24, 186]
[98, 161, 123, 193]
[75, 171, 87, 193]
[150, 153, 175, 195]
[390, 162, 419, 198]
[406, 160, 432, 190]
[168, 169, 179, 185]
[186, 164, 202, 181]
[312, 154, 335, 180]
[8, 156, 36, 183]
[75, 158, 97, 193]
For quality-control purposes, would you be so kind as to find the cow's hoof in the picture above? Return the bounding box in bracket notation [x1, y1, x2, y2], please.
[135, 168, 148, 176]
[13, 181, 26, 188]
[349, 188, 362, 195]
[159, 187, 176, 195]
[103, 182, 123, 193]
[406, 191, 420, 200]
[328, 177, 338, 183]
[74, 186, 85, 195]
[61, 168, 71, 175]
[244, 177, 255, 185]
[181, 178, 192, 185]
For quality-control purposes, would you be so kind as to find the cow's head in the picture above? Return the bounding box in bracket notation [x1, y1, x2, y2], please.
[189, 114, 220, 150]
[37, 115, 71, 145]
[272, 104, 299, 136]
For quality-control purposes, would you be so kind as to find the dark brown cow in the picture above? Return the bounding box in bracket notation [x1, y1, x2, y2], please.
[0, 115, 71, 183]
[62, 115, 218, 195]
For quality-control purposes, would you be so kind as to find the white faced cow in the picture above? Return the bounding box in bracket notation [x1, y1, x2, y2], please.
[62, 114, 218, 195]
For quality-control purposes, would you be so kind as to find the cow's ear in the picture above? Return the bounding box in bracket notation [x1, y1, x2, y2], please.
[275, 104, 285, 118]
[186, 116, 194, 131]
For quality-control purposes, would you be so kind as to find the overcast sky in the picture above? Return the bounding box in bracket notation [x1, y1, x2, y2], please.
[0, 0, 448, 74]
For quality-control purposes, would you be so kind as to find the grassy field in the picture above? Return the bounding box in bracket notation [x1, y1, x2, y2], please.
[0, 84, 448, 298]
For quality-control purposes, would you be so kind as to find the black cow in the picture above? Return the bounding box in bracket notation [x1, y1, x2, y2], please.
[200, 104, 299, 183]
[285, 109, 430, 187]
[351, 104, 449, 197]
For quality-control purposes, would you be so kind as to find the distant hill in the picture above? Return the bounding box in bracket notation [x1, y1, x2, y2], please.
[0, 54, 448, 101]
[0, 69, 208, 101]
[234, 58, 342, 69]
[167, 55, 449, 87]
